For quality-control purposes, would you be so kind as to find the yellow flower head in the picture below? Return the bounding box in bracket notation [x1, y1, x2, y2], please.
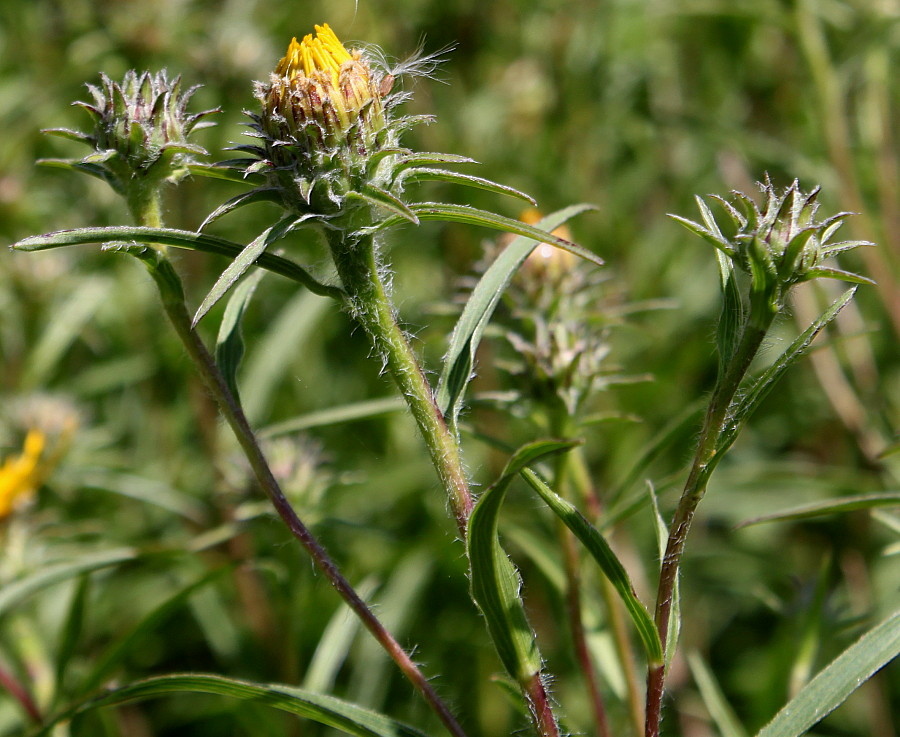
[266, 24, 385, 146]
[0, 430, 46, 519]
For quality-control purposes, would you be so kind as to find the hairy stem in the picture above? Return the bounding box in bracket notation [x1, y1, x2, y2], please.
[327, 230, 473, 536]
[645, 319, 771, 737]
[130, 204, 468, 737]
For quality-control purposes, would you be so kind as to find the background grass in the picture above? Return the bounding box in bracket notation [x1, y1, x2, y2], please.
[1, 0, 897, 735]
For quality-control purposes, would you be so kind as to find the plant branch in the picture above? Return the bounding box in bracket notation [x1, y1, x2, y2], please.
[645, 318, 772, 737]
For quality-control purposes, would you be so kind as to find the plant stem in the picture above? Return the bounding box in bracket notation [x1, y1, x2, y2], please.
[129, 203, 469, 737]
[645, 319, 771, 737]
[551, 421, 611, 737]
[327, 230, 473, 536]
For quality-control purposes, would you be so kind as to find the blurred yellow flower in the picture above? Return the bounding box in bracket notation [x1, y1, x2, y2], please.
[0, 430, 46, 519]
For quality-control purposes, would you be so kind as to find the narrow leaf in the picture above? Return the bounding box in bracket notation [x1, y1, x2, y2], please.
[193, 227, 278, 326]
[0, 549, 137, 618]
[718, 288, 857, 457]
[756, 610, 900, 737]
[399, 168, 536, 205]
[371, 202, 603, 267]
[11, 226, 343, 300]
[436, 204, 595, 426]
[29, 673, 433, 737]
[715, 250, 744, 369]
[687, 652, 749, 737]
[735, 492, 900, 529]
[799, 267, 875, 286]
[349, 187, 419, 224]
[216, 270, 264, 402]
[54, 575, 92, 696]
[468, 441, 577, 683]
[260, 397, 406, 438]
[199, 188, 282, 230]
[520, 469, 663, 666]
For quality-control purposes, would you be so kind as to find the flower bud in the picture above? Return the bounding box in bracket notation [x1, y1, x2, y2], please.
[240, 24, 403, 222]
[44, 71, 218, 193]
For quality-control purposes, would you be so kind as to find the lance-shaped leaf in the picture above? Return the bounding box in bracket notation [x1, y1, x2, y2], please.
[755, 609, 900, 737]
[347, 186, 419, 224]
[370, 202, 604, 268]
[29, 673, 433, 737]
[193, 219, 297, 326]
[12, 226, 343, 300]
[216, 270, 264, 402]
[390, 152, 476, 178]
[436, 204, 596, 428]
[188, 162, 267, 185]
[398, 168, 536, 205]
[519, 468, 663, 666]
[199, 188, 282, 230]
[468, 440, 577, 685]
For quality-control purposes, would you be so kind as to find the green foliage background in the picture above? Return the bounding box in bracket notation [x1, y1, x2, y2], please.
[0, 0, 897, 735]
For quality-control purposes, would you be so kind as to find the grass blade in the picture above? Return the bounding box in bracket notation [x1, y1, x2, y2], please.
[260, 396, 406, 437]
[0, 549, 137, 618]
[736, 492, 900, 529]
[755, 609, 900, 737]
[520, 468, 663, 666]
[79, 569, 230, 694]
[687, 651, 749, 737]
[29, 673, 433, 737]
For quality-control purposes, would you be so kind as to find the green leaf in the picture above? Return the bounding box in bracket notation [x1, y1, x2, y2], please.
[54, 575, 92, 698]
[199, 188, 282, 230]
[370, 202, 602, 267]
[735, 492, 900, 529]
[29, 673, 433, 737]
[648, 483, 679, 667]
[715, 250, 745, 369]
[216, 269, 264, 402]
[436, 204, 596, 428]
[669, 214, 733, 255]
[349, 186, 419, 224]
[260, 396, 406, 438]
[467, 444, 571, 733]
[755, 609, 900, 737]
[799, 266, 875, 286]
[188, 162, 266, 185]
[11, 226, 343, 300]
[716, 288, 857, 461]
[390, 152, 476, 177]
[22, 276, 112, 389]
[399, 168, 536, 205]
[687, 651, 749, 737]
[468, 441, 577, 683]
[303, 578, 379, 694]
[79, 569, 231, 694]
[0, 549, 138, 618]
[193, 224, 281, 326]
[519, 469, 663, 666]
